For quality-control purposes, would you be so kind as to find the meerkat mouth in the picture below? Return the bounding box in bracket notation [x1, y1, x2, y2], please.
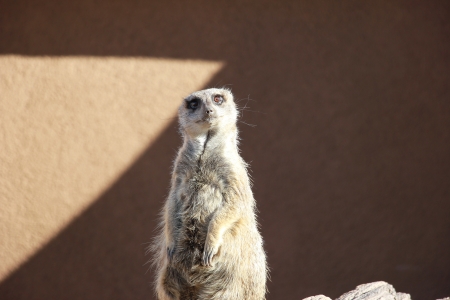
[195, 119, 211, 124]
[196, 116, 220, 123]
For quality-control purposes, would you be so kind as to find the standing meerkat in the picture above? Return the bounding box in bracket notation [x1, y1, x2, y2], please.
[152, 88, 267, 300]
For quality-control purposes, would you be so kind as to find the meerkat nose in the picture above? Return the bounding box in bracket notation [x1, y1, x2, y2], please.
[206, 108, 214, 115]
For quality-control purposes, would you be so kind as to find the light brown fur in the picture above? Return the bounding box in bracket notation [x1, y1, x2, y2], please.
[152, 88, 267, 300]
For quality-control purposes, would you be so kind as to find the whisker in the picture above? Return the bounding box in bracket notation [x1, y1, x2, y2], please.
[235, 98, 256, 103]
[212, 80, 224, 88]
[238, 108, 266, 115]
[220, 83, 233, 89]
[239, 120, 257, 127]
[211, 82, 233, 90]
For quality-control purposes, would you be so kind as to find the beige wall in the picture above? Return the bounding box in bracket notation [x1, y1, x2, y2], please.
[1, 1, 449, 299]
[0, 56, 223, 280]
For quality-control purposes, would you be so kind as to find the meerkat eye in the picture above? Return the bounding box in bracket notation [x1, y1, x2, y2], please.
[187, 99, 200, 110]
[213, 95, 224, 105]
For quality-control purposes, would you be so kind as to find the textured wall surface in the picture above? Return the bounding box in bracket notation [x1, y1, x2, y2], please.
[0, 55, 223, 282]
[1, 1, 449, 299]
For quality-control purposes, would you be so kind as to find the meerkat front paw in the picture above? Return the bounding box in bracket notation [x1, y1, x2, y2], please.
[202, 239, 221, 267]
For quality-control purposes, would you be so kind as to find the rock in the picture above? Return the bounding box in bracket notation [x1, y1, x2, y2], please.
[395, 293, 411, 300]
[302, 282, 412, 300]
[303, 295, 332, 300]
[337, 282, 396, 300]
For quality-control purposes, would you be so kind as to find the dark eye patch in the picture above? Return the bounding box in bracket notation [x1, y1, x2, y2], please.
[187, 98, 200, 110]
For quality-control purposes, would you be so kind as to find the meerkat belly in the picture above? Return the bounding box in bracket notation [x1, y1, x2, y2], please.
[176, 181, 223, 269]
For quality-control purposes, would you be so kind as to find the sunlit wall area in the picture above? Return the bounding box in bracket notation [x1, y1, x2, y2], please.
[0, 55, 223, 280]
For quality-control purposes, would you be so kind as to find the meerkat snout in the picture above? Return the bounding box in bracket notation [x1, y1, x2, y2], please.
[205, 107, 214, 115]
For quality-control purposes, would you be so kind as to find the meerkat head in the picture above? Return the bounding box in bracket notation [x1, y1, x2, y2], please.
[178, 88, 238, 137]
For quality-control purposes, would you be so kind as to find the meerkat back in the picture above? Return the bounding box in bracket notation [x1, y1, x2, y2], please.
[152, 88, 267, 300]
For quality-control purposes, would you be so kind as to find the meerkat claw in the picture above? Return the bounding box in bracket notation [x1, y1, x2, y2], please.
[202, 250, 209, 266]
[167, 247, 175, 262]
[202, 246, 217, 266]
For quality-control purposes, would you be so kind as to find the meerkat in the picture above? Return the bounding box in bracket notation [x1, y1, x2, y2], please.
[152, 88, 267, 300]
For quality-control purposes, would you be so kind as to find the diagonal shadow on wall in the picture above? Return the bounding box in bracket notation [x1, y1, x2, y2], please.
[0, 123, 180, 300]
[1, 0, 450, 299]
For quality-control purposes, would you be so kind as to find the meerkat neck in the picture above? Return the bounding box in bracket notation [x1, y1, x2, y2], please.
[182, 125, 239, 161]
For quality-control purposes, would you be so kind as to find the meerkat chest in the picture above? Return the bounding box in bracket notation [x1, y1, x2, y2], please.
[180, 172, 224, 218]
[178, 158, 232, 216]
